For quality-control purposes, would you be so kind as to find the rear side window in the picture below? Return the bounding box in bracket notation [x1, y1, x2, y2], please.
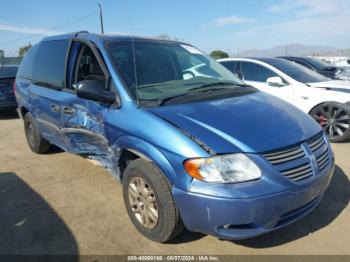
[241, 61, 278, 82]
[17, 45, 39, 80]
[33, 40, 69, 89]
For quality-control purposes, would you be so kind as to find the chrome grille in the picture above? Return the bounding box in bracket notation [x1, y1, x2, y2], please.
[263, 132, 330, 183]
[308, 135, 325, 152]
[316, 150, 329, 171]
[281, 162, 313, 181]
[263, 145, 305, 164]
[307, 134, 330, 171]
[263, 144, 312, 182]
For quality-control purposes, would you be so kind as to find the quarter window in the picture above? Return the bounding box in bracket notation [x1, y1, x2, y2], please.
[241, 62, 278, 82]
[33, 40, 69, 89]
[17, 44, 39, 80]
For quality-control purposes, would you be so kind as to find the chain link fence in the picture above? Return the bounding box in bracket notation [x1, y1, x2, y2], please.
[0, 57, 22, 66]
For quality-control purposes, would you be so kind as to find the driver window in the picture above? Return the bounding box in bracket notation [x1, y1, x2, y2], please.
[73, 44, 107, 90]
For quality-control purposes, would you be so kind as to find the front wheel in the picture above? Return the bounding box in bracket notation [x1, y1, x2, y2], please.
[122, 159, 184, 242]
[310, 102, 350, 142]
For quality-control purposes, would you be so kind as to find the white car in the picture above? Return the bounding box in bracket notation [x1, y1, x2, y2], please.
[219, 57, 350, 142]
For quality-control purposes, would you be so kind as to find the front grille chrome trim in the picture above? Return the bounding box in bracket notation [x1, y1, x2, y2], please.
[262, 132, 330, 183]
[263, 146, 305, 164]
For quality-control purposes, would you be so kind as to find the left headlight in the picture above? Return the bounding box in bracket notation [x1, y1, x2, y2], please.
[184, 153, 262, 183]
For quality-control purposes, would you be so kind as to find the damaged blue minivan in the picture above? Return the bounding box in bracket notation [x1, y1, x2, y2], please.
[15, 32, 334, 242]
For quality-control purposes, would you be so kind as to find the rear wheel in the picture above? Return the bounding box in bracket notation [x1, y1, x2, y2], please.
[310, 102, 350, 142]
[122, 159, 184, 242]
[24, 112, 50, 153]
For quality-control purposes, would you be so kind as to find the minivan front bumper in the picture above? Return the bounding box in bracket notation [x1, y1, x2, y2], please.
[172, 163, 334, 240]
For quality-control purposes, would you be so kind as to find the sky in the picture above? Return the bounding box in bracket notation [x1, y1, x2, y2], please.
[0, 0, 349, 56]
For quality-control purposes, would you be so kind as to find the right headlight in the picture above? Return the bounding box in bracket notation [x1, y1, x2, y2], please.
[184, 153, 262, 183]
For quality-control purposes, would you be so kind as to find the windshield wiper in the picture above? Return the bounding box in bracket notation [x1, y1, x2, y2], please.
[189, 81, 248, 91]
[188, 81, 249, 92]
[157, 86, 240, 106]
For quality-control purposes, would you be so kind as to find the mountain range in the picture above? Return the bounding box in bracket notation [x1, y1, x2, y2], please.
[238, 44, 350, 57]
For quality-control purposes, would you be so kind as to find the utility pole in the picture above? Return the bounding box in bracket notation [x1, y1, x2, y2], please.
[98, 3, 104, 34]
[285, 45, 288, 56]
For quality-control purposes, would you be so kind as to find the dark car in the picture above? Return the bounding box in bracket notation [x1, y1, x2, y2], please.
[279, 56, 339, 79]
[0, 65, 18, 111]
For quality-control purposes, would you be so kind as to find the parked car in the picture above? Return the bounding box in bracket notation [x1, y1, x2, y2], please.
[333, 59, 350, 80]
[279, 56, 341, 79]
[15, 32, 334, 242]
[219, 57, 350, 142]
[0, 65, 18, 111]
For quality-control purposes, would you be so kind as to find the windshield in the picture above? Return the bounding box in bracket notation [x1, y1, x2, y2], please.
[267, 59, 330, 83]
[301, 57, 331, 69]
[105, 39, 245, 103]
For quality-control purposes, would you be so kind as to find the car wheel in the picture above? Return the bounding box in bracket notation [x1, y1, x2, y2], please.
[24, 112, 50, 153]
[122, 158, 184, 242]
[310, 102, 350, 142]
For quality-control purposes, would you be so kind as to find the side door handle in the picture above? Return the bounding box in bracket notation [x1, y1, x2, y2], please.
[50, 104, 59, 112]
[63, 106, 75, 115]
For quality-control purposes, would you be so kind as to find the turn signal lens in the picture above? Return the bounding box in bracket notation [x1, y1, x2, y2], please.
[184, 159, 205, 180]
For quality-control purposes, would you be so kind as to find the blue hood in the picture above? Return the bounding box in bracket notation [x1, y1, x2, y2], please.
[149, 92, 321, 153]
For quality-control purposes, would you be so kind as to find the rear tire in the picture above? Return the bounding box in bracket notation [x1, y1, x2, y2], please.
[24, 112, 50, 153]
[122, 158, 184, 242]
[310, 102, 350, 142]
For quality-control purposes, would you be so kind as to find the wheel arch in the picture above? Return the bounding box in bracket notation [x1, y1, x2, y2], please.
[19, 106, 29, 118]
[114, 135, 185, 189]
[308, 100, 343, 115]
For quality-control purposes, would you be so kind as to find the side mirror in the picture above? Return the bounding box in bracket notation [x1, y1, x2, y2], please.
[76, 80, 116, 104]
[266, 76, 285, 87]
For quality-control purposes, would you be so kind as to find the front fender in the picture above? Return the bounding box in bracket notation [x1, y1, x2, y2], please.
[115, 135, 192, 190]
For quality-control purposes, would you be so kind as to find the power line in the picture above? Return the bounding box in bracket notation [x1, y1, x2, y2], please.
[0, 11, 98, 45]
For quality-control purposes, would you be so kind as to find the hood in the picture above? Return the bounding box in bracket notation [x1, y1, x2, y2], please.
[148, 92, 321, 154]
[308, 80, 350, 93]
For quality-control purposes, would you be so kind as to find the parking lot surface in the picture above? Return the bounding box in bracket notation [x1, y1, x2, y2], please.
[0, 111, 349, 255]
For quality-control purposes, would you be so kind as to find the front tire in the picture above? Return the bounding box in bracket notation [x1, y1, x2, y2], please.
[24, 112, 50, 153]
[310, 102, 350, 142]
[122, 159, 184, 242]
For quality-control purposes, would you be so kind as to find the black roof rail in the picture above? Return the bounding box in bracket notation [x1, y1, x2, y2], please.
[73, 31, 89, 37]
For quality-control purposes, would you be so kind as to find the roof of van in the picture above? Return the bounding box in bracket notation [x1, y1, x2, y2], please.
[41, 31, 189, 45]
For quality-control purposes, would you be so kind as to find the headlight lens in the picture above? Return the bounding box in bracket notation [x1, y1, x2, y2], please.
[184, 154, 262, 183]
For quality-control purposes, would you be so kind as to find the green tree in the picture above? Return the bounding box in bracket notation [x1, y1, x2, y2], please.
[210, 50, 229, 59]
[0, 49, 4, 59]
[18, 42, 32, 57]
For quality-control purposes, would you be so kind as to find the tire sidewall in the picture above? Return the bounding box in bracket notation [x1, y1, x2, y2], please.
[24, 113, 40, 151]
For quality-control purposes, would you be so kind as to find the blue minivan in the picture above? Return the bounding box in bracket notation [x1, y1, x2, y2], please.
[15, 32, 334, 242]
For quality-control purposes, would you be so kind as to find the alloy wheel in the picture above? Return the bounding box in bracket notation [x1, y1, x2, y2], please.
[128, 176, 159, 229]
[312, 104, 350, 139]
